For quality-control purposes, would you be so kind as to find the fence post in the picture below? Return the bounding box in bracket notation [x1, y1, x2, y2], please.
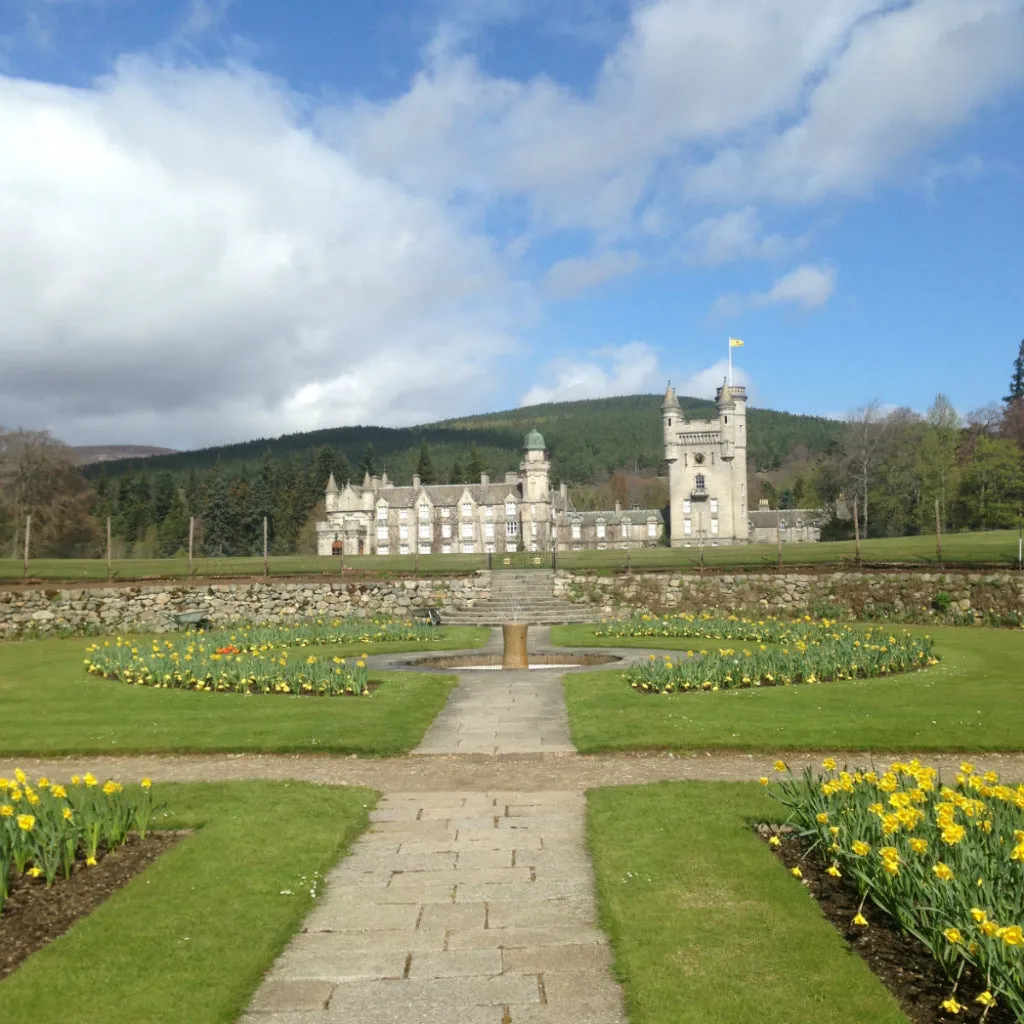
[852, 498, 861, 567]
[776, 510, 783, 569]
[188, 516, 195, 578]
[263, 516, 269, 577]
[23, 514, 30, 580]
[106, 516, 112, 581]
[934, 499, 943, 567]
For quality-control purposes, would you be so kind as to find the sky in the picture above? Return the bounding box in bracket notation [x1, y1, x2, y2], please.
[1, 0, 1022, 450]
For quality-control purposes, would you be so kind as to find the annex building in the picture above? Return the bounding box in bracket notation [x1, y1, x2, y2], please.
[316, 429, 666, 557]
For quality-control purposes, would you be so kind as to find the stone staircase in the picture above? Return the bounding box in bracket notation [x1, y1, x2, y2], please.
[442, 570, 596, 626]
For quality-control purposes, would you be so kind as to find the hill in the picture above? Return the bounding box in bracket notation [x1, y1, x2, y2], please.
[72, 445, 177, 466]
[83, 394, 844, 484]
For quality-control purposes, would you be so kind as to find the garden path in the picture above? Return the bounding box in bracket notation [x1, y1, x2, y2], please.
[238, 790, 626, 1024]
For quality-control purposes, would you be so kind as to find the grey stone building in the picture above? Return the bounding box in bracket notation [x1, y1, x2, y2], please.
[316, 429, 666, 556]
[747, 499, 825, 543]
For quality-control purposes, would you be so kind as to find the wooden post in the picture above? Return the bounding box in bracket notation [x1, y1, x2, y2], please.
[188, 516, 195, 577]
[852, 497, 861, 566]
[263, 516, 269, 577]
[934, 498, 943, 567]
[23, 514, 30, 580]
[106, 517, 112, 581]
[698, 513, 704, 573]
[776, 510, 783, 568]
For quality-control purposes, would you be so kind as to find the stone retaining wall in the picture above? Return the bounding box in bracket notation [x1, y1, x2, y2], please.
[555, 570, 1024, 624]
[3, 569, 1023, 637]
[0, 576, 493, 638]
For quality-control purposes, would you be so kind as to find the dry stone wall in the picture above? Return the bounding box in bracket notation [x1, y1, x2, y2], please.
[0, 576, 492, 638]
[555, 570, 1024, 625]
[2, 569, 1023, 638]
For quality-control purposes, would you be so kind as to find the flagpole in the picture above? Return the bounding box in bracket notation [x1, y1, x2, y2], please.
[728, 337, 733, 386]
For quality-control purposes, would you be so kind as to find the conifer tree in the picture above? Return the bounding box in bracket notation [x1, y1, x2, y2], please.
[466, 444, 484, 481]
[1006, 338, 1024, 404]
[201, 471, 235, 556]
[415, 442, 435, 485]
[357, 443, 379, 479]
[449, 456, 465, 484]
[157, 487, 191, 556]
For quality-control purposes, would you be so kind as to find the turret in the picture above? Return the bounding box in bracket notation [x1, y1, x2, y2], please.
[520, 428, 550, 504]
[662, 381, 681, 448]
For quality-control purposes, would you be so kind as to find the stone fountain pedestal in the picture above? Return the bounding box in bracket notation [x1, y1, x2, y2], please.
[501, 623, 529, 670]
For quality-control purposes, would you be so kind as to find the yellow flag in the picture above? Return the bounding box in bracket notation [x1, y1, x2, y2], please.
[729, 337, 745, 348]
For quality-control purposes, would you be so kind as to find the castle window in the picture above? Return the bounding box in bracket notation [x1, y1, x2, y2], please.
[376, 526, 388, 541]
[377, 546, 389, 556]
[419, 505, 429, 519]
[399, 509, 408, 520]
[684, 518, 692, 536]
[460, 523, 473, 539]
[695, 474, 706, 491]
[399, 525, 409, 541]
[506, 521, 518, 537]
[710, 499, 718, 514]
[418, 525, 431, 540]
[711, 518, 719, 535]
[596, 522, 605, 539]
[683, 500, 691, 514]
[442, 544, 452, 554]
[441, 524, 452, 539]
[506, 541, 517, 553]
[376, 505, 387, 521]
[485, 505, 493, 518]
[647, 523, 657, 538]
[621, 523, 628, 539]
[505, 501, 516, 517]
[531, 504, 536, 516]
[485, 523, 495, 539]
[571, 523, 581, 540]
[440, 506, 450, 518]
[461, 502, 472, 518]
[399, 544, 409, 555]
[461, 543, 475, 554]
[724, 416, 728, 424]
[419, 544, 431, 555]
[531, 521, 538, 537]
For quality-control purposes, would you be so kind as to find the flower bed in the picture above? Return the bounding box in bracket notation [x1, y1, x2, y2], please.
[1, 769, 157, 917]
[83, 616, 440, 696]
[621, 621, 937, 693]
[768, 759, 1024, 1019]
[596, 611, 848, 644]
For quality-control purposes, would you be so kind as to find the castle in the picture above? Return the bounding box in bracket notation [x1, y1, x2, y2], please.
[662, 381, 749, 546]
[315, 429, 666, 556]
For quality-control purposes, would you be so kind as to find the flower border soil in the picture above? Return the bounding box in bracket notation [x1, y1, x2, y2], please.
[0, 830, 186, 981]
[764, 830, 1015, 1024]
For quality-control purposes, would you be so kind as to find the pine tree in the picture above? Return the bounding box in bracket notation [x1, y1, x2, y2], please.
[201, 470, 235, 556]
[1006, 338, 1024, 404]
[466, 444, 484, 482]
[357, 443, 379, 479]
[449, 456, 465, 484]
[153, 471, 175, 522]
[416, 442, 435, 485]
[157, 487, 191, 556]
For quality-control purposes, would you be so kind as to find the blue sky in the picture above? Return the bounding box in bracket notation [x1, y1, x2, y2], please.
[1, 0, 1022, 448]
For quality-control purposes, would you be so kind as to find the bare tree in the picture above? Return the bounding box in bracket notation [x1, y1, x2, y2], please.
[845, 401, 887, 538]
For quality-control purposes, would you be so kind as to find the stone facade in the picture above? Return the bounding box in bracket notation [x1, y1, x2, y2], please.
[663, 382, 748, 547]
[316, 430, 665, 556]
[747, 501, 826, 543]
[3, 570, 1021, 637]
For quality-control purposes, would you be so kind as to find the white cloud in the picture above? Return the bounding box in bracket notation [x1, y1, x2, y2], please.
[520, 340, 661, 406]
[180, 0, 235, 37]
[336, 0, 1024, 233]
[711, 264, 837, 318]
[0, 57, 519, 447]
[685, 207, 806, 266]
[542, 249, 640, 299]
[676, 359, 753, 401]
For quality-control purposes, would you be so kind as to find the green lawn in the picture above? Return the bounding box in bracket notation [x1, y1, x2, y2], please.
[1, 528, 1019, 581]
[588, 782, 907, 1024]
[0, 631, 487, 756]
[0, 781, 374, 1024]
[562, 626, 1024, 753]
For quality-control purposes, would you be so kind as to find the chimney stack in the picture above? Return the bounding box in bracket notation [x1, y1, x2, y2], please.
[480, 473, 489, 486]
[412, 474, 421, 489]
[615, 500, 622, 514]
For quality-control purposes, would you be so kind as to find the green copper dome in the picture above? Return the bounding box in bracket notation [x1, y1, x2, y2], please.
[524, 428, 546, 451]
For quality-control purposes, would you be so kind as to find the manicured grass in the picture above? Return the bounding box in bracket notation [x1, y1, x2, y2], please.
[0, 781, 374, 1024]
[587, 782, 907, 1024]
[563, 626, 1024, 752]
[0, 631, 487, 755]
[1, 528, 1019, 581]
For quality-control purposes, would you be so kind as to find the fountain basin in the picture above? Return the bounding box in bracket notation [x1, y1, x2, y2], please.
[407, 652, 622, 671]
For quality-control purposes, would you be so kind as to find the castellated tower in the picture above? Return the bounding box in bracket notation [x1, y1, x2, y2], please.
[663, 381, 749, 546]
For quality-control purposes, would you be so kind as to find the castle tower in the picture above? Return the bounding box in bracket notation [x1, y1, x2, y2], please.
[520, 428, 550, 503]
[664, 381, 749, 546]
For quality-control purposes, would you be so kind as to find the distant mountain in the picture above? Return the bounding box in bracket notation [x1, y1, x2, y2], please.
[72, 445, 177, 466]
[81, 395, 844, 485]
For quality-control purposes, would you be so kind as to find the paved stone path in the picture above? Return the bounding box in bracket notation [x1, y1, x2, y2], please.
[241, 791, 625, 1024]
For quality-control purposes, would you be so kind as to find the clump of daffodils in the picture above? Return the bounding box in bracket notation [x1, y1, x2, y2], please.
[768, 759, 1024, 1019]
[0, 770, 158, 915]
